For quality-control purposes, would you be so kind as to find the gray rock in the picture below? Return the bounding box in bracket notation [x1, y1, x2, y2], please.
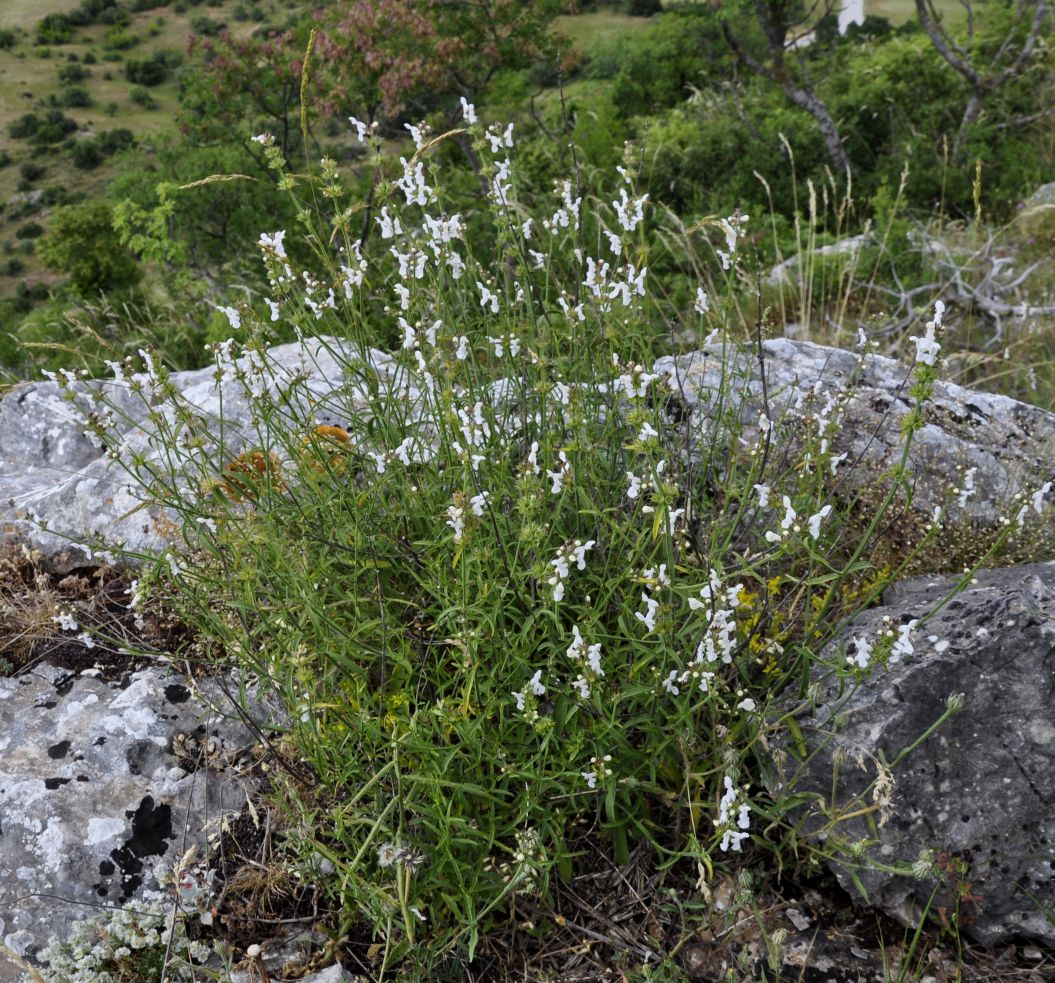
[3, 336, 1053, 569]
[657, 339, 1055, 534]
[0, 337, 411, 568]
[773, 562, 1055, 944]
[0, 663, 266, 959]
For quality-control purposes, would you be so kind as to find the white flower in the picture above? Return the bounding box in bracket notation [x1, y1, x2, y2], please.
[780, 496, 797, 531]
[1033, 481, 1052, 514]
[807, 504, 833, 540]
[848, 636, 873, 670]
[571, 540, 595, 570]
[694, 287, 709, 315]
[582, 771, 598, 789]
[377, 206, 403, 240]
[830, 452, 848, 474]
[586, 643, 603, 677]
[909, 302, 944, 366]
[349, 116, 369, 142]
[446, 504, 466, 542]
[454, 336, 470, 361]
[470, 491, 490, 516]
[53, 611, 78, 632]
[635, 593, 660, 633]
[572, 676, 591, 699]
[265, 298, 280, 321]
[460, 97, 477, 124]
[258, 229, 287, 258]
[613, 187, 648, 232]
[891, 619, 917, 662]
[512, 690, 526, 711]
[378, 843, 399, 867]
[753, 484, 771, 508]
[477, 282, 500, 314]
[662, 670, 680, 695]
[626, 472, 642, 500]
[400, 317, 417, 350]
[404, 121, 426, 148]
[637, 421, 659, 442]
[216, 306, 241, 331]
[251, 131, 275, 145]
[529, 670, 545, 696]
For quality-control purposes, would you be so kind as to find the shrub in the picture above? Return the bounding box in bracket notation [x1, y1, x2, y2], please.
[36, 199, 140, 293]
[0, 151, 11, 168]
[104, 27, 138, 49]
[189, 15, 222, 35]
[58, 62, 91, 84]
[98, 127, 135, 154]
[15, 222, 44, 239]
[0, 29, 17, 49]
[128, 85, 157, 107]
[19, 161, 45, 183]
[59, 84, 93, 107]
[2, 258, 25, 276]
[36, 13, 74, 45]
[83, 50, 98, 64]
[8, 113, 41, 140]
[71, 139, 103, 169]
[70, 119, 1025, 975]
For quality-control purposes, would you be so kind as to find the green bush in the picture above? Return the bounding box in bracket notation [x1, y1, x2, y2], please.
[72, 139, 104, 169]
[104, 27, 139, 50]
[189, 15, 223, 35]
[58, 62, 91, 84]
[15, 222, 44, 239]
[98, 127, 135, 154]
[8, 113, 41, 140]
[2, 258, 25, 276]
[0, 29, 18, 49]
[36, 199, 140, 293]
[128, 84, 157, 107]
[36, 13, 74, 45]
[59, 84, 93, 107]
[19, 161, 45, 183]
[72, 121, 1019, 977]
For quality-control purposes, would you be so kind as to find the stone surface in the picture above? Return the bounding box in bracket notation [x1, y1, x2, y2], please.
[4, 336, 1054, 569]
[772, 562, 1055, 945]
[0, 663, 266, 960]
[1017, 181, 1055, 241]
[0, 337, 409, 568]
[657, 338, 1055, 534]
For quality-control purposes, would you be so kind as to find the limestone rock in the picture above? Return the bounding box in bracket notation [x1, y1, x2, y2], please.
[0, 337, 408, 568]
[657, 339, 1055, 534]
[3, 336, 1053, 569]
[0, 663, 265, 959]
[773, 562, 1055, 944]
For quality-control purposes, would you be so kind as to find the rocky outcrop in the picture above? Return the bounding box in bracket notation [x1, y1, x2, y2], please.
[0, 663, 267, 960]
[4, 337, 1054, 569]
[658, 339, 1055, 534]
[772, 562, 1055, 945]
[0, 337, 394, 567]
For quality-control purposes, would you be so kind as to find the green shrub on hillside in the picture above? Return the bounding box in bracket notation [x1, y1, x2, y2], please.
[36, 14, 75, 45]
[37, 199, 140, 293]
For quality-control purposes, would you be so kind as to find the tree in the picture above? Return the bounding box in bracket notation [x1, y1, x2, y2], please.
[720, 0, 853, 174]
[37, 201, 141, 295]
[914, 0, 1052, 161]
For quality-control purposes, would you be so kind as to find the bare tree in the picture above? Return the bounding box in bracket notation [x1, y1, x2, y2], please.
[914, 0, 1052, 161]
[720, 0, 853, 175]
